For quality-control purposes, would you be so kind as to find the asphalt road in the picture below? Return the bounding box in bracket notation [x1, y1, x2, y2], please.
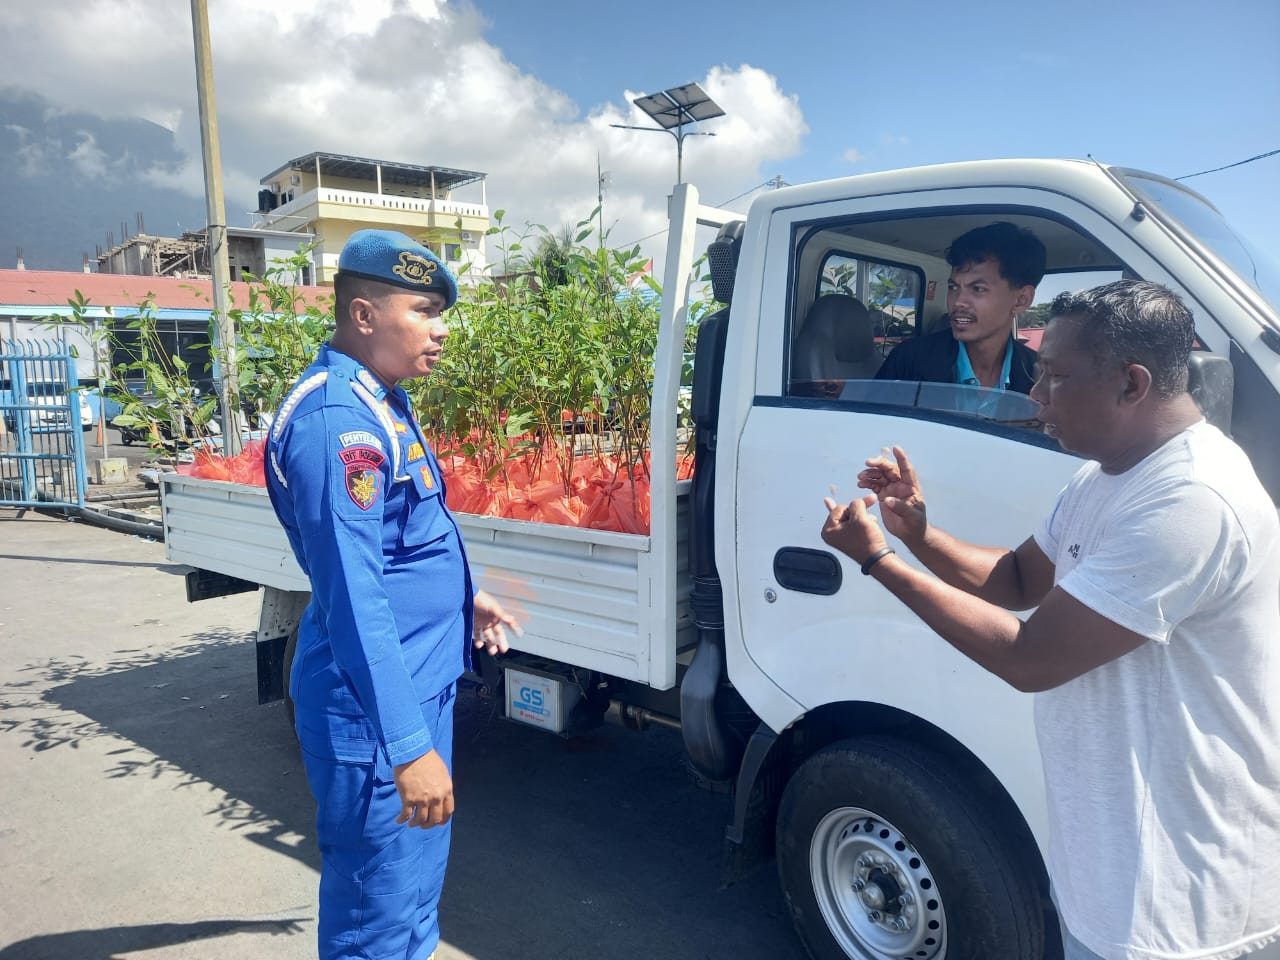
[0, 510, 806, 960]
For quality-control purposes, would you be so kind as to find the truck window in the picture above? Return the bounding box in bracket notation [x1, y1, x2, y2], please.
[1017, 269, 1125, 351]
[793, 253, 924, 385]
[785, 210, 1130, 441]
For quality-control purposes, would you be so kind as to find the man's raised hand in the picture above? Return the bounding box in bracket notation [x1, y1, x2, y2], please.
[857, 445, 928, 544]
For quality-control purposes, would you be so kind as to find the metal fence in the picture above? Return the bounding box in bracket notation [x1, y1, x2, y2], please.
[0, 339, 89, 509]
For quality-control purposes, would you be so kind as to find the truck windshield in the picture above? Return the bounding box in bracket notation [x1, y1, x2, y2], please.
[1117, 170, 1280, 326]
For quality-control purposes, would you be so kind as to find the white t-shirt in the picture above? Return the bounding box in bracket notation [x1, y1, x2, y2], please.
[1034, 421, 1280, 960]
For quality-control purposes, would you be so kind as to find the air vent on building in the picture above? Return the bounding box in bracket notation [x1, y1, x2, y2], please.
[460, 232, 473, 242]
[289, 174, 301, 186]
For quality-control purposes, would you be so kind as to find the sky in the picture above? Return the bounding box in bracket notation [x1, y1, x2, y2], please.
[0, 0, 1277, 278]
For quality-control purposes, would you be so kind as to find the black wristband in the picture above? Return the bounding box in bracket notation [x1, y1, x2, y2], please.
[860, 546, 895, 575]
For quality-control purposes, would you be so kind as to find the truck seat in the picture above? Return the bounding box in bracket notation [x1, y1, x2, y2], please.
[792, 295, 882, 382]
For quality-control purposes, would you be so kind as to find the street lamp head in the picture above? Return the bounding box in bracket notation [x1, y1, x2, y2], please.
[631, 82, 726, 129]
[615, 82, 726, 185]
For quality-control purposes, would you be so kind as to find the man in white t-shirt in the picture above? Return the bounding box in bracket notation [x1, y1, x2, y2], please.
[820, 280, 1280, 960]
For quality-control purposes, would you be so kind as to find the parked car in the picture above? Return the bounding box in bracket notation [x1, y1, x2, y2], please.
[0, 378, 94, 432]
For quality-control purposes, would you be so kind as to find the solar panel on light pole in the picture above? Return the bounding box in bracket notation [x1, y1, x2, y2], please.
[610, 82, 726, 185]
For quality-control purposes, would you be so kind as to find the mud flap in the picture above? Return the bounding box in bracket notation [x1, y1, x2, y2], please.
[255, 587, 310, 704]
[722, 724, 782, 887]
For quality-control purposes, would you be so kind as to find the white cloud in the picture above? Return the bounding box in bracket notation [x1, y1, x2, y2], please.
[0, 1, 807, 267]
[842, 147, 863, 163]
[4, 125, 57, 177]
[67, 131, 109, 179]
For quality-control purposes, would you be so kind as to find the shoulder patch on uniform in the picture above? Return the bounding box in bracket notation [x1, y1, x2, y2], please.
[339, 445, 386, 511]
[407, 441, 425, 461]
[419, 465, 435, 489]
[339, 430, 383, 451]
[272, 371, 329, 441]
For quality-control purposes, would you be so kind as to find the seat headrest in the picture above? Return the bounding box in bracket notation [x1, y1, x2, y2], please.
[806, 296, 874, 362]
[1187, 352, 1234, 434]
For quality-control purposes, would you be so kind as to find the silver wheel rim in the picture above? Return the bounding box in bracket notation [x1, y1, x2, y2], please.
[809, 806, 947, 959]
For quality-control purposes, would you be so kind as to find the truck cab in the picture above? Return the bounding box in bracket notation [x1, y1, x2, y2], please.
[689, 159, 1280, 959]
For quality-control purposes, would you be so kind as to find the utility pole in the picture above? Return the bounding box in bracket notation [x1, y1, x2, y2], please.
[190, 0, 241, 455]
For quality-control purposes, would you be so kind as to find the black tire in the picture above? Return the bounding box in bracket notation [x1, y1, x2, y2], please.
[282, 623, 299, 736]
[777, 736, 1043, 960]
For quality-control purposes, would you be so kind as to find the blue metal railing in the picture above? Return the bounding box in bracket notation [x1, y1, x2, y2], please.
[0, 338, 89, 509]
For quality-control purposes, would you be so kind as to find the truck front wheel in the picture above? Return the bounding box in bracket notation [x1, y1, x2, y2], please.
[776, 736, 1043, 960]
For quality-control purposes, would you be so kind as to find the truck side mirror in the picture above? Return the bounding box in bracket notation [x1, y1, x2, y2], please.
[1187, 352, 1233, 434]
[707, 221, 745, 305]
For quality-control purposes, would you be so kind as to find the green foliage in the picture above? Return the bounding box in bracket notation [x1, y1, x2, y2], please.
[54, 248, 332, 451]
[409, 216, 672, 497]
[51, 293, 217, 448]
[227, 248, 335, 422]
[53, 225, 711, 479]
[1020, 302, 1053, 328]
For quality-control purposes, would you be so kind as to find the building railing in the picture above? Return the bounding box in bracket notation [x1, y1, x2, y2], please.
[258, 187, 488, 226]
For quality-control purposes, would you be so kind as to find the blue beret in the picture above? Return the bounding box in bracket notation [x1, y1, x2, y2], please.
[336, 229, 458, 309]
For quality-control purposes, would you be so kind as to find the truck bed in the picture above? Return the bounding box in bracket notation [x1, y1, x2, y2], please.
[159, 474, 693, 689]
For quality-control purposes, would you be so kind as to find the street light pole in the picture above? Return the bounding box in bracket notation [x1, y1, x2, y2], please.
[610, 82, 725, 187]
[609, 123, 716, 185]
[190, 0, 241, 455]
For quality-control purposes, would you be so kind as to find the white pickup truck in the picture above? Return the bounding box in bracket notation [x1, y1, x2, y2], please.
[160, 158, 1280, 960]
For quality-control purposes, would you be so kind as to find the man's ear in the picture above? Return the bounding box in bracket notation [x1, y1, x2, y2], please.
[1013, 285, 1036, 314]
[1121, 362, 1153, 406]
[347, 297, 376, 336]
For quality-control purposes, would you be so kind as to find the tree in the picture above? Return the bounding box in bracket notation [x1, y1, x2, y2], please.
[1020, 302, 1053, 328]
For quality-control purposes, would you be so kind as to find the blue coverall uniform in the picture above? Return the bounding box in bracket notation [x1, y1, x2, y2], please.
[266, 343, 473, 960]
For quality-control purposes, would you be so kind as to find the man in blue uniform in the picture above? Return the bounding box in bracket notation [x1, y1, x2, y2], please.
[266, 229, 519, 960]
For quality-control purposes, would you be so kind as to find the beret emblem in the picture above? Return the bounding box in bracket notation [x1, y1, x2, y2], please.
[392, 250, 438, 286]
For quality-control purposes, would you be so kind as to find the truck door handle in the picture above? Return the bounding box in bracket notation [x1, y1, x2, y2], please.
[773, 547, 843, 596]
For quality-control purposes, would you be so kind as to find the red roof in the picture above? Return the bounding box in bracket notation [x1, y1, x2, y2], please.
[0, 269, 329, 311]
[1018, 327, 1045, 350]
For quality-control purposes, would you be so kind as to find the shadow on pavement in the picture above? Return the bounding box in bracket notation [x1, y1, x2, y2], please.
[3, 634, 802, 959]
[0, 631, 318, 870]
[0, 917, 310, 960]
[439, 695, 802, 959]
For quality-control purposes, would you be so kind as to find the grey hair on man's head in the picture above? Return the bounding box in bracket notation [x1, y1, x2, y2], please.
[1049, 280, 1195, 399]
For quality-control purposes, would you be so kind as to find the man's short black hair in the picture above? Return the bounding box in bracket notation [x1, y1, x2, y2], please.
[1049, 280, 1194, 399]
[946, 222, 1047, 289]
[333, 273, 396, 326]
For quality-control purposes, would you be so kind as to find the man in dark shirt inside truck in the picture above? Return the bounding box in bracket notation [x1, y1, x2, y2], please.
[876, 221, 1046, 393]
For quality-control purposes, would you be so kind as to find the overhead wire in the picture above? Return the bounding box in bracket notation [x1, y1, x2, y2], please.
[1175, 148, 1280, 181]
[621, 151, 1276, 245]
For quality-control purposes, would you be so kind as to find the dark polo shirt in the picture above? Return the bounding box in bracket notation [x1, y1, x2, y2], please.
[875, 329, 1038, 394]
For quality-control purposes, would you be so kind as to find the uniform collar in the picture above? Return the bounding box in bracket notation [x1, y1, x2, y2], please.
[320, 343, 400, 403]
[956, 337, 1014, 390]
